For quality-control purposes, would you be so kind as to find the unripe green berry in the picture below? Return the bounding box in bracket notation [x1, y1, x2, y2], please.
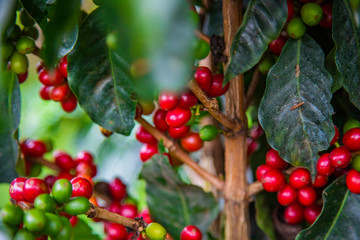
[287, 17, 306, 39]
[352, 155, 360, 172]
[44, 212, 63, 236]
[343, 119, 360, 134]
[10, 52, 28, 74]
[1, 42, 14, 61]
[16, 36, 36, 54]
[199, 125, 219, 141]
[64, 197, 91, 215]
[193, 39, 210, 60]
[259, 57, 274, 74]
[52, 179, 72, 204]
[52, 216, 72, 240]
[24, 209, 46, 232]
[1, 204, 23, 225]
[301, 3, 323, 26]
[146, 222, 167, 240]
[34, 194, 56, 212]
[14, 229, 36, 240]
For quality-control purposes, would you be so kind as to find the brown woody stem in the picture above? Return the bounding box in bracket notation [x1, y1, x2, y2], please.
[135, 117, 225, 190]
[187, 80, 242, 131]
[28, 157, 61, 171]
[194, 29, 211, 44]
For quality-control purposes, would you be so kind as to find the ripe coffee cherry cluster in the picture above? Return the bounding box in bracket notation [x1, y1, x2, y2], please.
[36, 56, 78, 113]
[20, 139, 51, 177]
[6, 176, 92, 239]
[257, 149, 323, 225]
[1, 7, 39, 83]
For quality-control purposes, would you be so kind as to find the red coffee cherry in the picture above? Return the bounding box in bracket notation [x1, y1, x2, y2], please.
[287, 0, 294, 22]
[289, 168, 311, 189]
[158, 91, 180, 111]
[312, 174, 328, 188]
[297, 186, 317, 206]
[107, 223, 128, 240]
[50, 83, 70, 102]
[247, 138, 259, 156]
[316, 153, 334, 176]
[153, 109, 169, 132]
[39, 85, 52, 100]
[343, 128, 360, 151]
[168, 125, 190, 139]
[179, 91, 198, 108]
[36, 61, 44, 73]
[346, 169, 360, 194]
[23, 178, 49, 203]
[304, 204, 322, 225]
[180, 225, 202, 240]
[207, 74, 229, 97]
[59, 56, 68, 78]
[329, 146, 352, 168]
[53, 150, 76, 172]
[249, 124, 263, 140]
[23, 139, 47, 157]
[181, 133, 203, 152]
[44, 175, 57, 189]
[71, 177, 93, 199]
[138, 208, 153, 224]
[75, 151, 93, 164]
[269, 36, 287, 56]
[255, 164, 271, 182]
[9, 177, 27, 202]
[319, 3, 332, 29]
[76, 162, 97, 177]
[61, 92, 77, 112]
[69, 216, 78, 227]
[166, 107, 192, 128]
[265, 149, 287, 169]
[284, 202, 304, 225]
[140, 144, 158, 162]
[330, 125, 339, 145]
[261, 169, 286, 192]
[18, 71, 28, 83]
[135, 126, 157, 145]
[38, 68, 64, 86]
[108, 202, 122, 214]
[109, 178, 127, 201]
[277, 184, 297, 206]
[57, 171, 75, 181]
[194, 66, 212, 92]
[119, 203, 138, 219]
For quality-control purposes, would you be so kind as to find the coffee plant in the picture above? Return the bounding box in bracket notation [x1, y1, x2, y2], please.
[1, 0, 360, 239]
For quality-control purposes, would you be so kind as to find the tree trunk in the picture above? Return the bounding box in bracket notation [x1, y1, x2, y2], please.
[222, 0, 251, 240]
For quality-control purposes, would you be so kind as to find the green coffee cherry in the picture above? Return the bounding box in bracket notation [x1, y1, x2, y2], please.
[52, 216, 72, 240]
[20, 9, 35, 27]
[52, 179, 72, 204]
[1, 42, 14, 61]
[16, 36, 36, 54]
[34, 194, 56, 212]
[24, 209, 46, 232]
[193, 39, 210, 60]
[343, 119, 360, 134]
[64, 197, 91, 215]
[8, 25, 21, 41]
[145, 222, 167, 240]
[1, 204, 23, 225]
[10, 52, 29, 74]
[199, 125, 219, 141]
[287, 17, 306, 39]
[301, 3, 323, 26]
[24, 26, 39, 40]
[259, 57, 274, 74]
[44, 212, 63, 236]
[352, 155, 360, 172]
[14, 229, 36, 240]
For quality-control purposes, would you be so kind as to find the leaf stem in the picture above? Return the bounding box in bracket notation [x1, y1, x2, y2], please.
[135, 117, 225, 190]
[195, 29, 210, 44]
[245, 66, 260, 108]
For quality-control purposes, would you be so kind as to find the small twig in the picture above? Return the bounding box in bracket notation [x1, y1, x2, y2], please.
[291, 102, 305, 110]
[187, 79, 241, 131]
[245, 67, 260, 108]
[136, 117, 225, 190]
[28, 157, 61, 172]
[195, 29, 210, 44]
[32, 47, 42, 58]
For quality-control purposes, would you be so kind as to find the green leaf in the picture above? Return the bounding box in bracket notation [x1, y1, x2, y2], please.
[333, 0, 360, 109]
[255, 192, 277, 240]
[72, 218, 101, 240]
[20, 0, 47, 27]
[42, 0, 80, 67]
[258, 35, 334, 178]
[225, 0, 287, 83]
[141, 155, 219, 240]
[296, 176, 360, 240]
[325, 48, 343, 93]
[68, 7, 136, 136]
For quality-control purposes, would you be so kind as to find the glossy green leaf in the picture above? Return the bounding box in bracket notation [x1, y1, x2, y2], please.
[333, 0, 360, 109]
[325, 48, 343, 93]
[68, 7, 136, 136]
[225, 0, 287, 83]
[20, 0, 47, 27]
[142, 155, 219, 240]
[296, 176, 360, 240]
[258, 35, 334, 178]
[255, 192, 276, 240]
[42, 0, 80, 67]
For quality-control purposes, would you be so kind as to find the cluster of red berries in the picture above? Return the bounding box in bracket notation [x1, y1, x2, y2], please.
[6, 175, 93, 239]
[36, 56, 78, 113]
[136, 66, 229, 162]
